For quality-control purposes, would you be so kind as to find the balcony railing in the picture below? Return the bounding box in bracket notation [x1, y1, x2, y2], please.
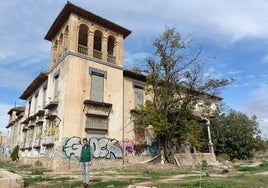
[42, 135, 55, 147]
[78, 44, 88, 55]
[107, 54, 116, 63]
[93, 49, 102, 60]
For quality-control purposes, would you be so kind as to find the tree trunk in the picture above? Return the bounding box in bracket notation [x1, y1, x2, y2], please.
[164, 140, 175, 164]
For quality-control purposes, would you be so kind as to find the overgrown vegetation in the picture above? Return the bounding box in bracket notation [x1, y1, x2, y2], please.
[210, 109, 267, 160]
[10, 145, 19, 161]
[234, 161, 268, 172]
[131, 27, 232, 163]
[24, 176, 70, 187]
[1, 158, 268, 187]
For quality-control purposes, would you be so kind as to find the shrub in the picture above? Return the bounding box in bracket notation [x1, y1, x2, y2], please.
[10, 145, 19, 161]
[34, 160, 43, 166]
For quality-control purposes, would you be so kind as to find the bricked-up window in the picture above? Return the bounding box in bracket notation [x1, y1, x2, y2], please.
[89, 68, 107, 102]
[133, 83, 144, 107]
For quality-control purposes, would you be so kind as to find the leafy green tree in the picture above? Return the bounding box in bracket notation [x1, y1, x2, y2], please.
[210, 110, 265, 160]
[132, 27, 231, 163]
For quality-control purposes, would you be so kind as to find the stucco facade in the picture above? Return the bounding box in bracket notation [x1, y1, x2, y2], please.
[5, 2, 220, 168]
[5, 2, 145, 162]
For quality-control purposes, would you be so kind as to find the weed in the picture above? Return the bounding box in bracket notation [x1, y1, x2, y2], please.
[235, 161, 268, 172]
[31, 169, 44, 175]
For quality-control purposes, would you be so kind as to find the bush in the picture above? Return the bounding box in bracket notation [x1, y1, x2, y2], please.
[34, 160, 43, 166]
[10, 145, 19, 161]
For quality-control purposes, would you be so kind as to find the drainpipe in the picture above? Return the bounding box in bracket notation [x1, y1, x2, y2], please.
[122, 73, 125, 166]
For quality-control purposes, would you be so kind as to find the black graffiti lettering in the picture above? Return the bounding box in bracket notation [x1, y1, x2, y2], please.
[62, 137, 123, 159]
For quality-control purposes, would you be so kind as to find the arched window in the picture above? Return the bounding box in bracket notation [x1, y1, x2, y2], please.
[78, 24, 89, 55]
[59, 33, 63, 45]
[59, 33, 63, 57]
[64, 26, 69, 37]
[107, 36, 116, 63]
[51, 40, 58, 67]
[53, 40, 58, 52]
[63, 26, 69, 51]
[93, 30, 103, 59]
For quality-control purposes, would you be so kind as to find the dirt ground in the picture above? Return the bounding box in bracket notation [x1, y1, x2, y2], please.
[1, 155, 268, 188]
[28, 160, 257, 187]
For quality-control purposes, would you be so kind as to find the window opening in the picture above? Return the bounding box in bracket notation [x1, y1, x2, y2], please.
[93, 30, 103, 59]
[78, 24, 89, 55]
[133, 83, 144, 107]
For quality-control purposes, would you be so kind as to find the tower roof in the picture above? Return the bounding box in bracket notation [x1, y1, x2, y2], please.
[44, 1, 131, 41]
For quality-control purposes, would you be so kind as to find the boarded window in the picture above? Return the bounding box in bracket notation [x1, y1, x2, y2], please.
[86, 116, 108, 130]
[89, 68, 106, 102]
[91, 73, 104, 102]
[134, 124, 146, 142]
[133, 83, 144, 107]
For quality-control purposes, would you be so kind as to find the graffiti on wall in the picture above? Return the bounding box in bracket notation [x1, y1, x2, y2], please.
[90, 137, 123, 159]
[124, 139, 134, 156]
[62, 137, 82, 160]
[62, 137, 135, 160]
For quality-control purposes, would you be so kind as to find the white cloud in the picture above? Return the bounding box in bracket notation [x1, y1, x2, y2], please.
[85, 0, 268, 44]
[1, 0, 268, 137]
[0, 103, 13, 135]
[240, 86, 268, 137]
[228, 70, 242, 75]
[261, 54, 268, 64]
[124, 51, 151, 69]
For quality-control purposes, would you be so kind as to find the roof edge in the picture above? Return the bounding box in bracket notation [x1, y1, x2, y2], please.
[45, 2, 131, 41]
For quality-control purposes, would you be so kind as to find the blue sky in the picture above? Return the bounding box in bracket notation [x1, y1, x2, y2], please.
[1, 0, 268, 137]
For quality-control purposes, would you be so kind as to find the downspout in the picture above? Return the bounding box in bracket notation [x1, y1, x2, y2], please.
[122, 74, 125, 166]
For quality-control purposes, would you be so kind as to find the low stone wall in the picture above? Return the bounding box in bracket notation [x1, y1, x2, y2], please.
[20, 153, 219, 171]
[0, 169, 24, 188]
[174, 153, 219, 167]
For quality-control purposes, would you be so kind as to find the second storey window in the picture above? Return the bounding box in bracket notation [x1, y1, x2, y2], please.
[28, 99, 32, 117]
[53, 70, 60, 99]
[78, 24, 89, 55]
[133, 83, 144, 107]
[34, 91, 39, 113]
[42, 82, 47, 108]
[89, 67, 107, 102]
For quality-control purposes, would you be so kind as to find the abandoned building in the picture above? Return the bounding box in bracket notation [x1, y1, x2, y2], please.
[5, 2, 220, 169]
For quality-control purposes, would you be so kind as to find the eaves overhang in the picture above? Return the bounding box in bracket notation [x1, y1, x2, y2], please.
[44, 1, 131, 41]
[123, 70, 147, 82]
[20, 71, 48, 100]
